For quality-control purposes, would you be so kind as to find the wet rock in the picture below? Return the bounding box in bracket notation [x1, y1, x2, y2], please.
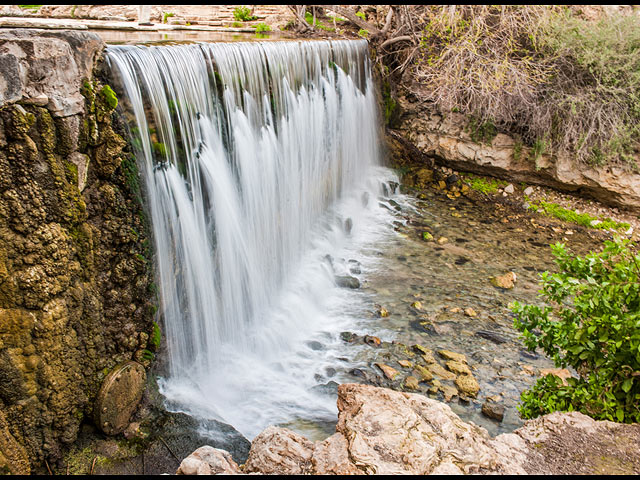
[490, 271, 517, 289]
[177, 446, 241, 475]
[375, 363, 399, 380]
[312, 381, 339, 396]
[445, 174, 459, 188]
[437, 236, 448, 245]
[335, 275, 360, 289]
[455, 374, 480, 397]
[482, 401, 505, 422]
[347, 259, 361, 274]
[375, 305, 389, 317]
[306, 340, 324, 351]
[441, 385, 458, 402]
[464, 307, 478, 317]
[340, 331, 357, 342]
[412, 344, 432, 356]
[475, 330, 508, 344]
[426, 362, 457, 381]
[398, 360, 413, 369]
[364, 335, 381, 347]
[349, 368, 367, 379]
[410, 300, 423, 310]
[446, 360, 472, 376]
[412, 365, 434, 382]
[404, 376, 420, 390]
[344, 218, 353, 235]
[94, 361, 146, 436]
[438, 350, 467, 364]
[519, 349, 539, 360]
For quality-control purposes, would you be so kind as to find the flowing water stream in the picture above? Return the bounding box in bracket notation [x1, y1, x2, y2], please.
[106, 39, 402, 439]
[106, 38, 610, 445]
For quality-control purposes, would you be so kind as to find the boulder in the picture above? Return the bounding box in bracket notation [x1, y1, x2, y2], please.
[182, 383, 640, 475]
[177, 446, 241, 475]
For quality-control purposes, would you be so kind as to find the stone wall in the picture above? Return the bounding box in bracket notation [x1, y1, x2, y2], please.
[0, 29, 155, 474]
[392, 99, 640, 213]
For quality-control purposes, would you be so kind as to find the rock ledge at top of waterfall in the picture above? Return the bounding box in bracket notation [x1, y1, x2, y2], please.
[177, 383, 640, 475]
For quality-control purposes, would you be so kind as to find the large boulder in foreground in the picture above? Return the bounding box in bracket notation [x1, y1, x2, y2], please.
[184, 383, 640, 475]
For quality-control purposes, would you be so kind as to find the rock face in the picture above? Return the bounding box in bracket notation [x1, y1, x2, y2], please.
[177, 446, 241, 475]
[0, 29, 155, 473]
[393, 102, 640, 213]
[234, 384, 640, 475]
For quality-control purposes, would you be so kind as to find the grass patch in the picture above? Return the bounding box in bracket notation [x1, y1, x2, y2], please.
[528, 199, 630, 231]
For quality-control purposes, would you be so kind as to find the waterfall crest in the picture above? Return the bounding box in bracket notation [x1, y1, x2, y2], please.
[107, 39, 394, 437]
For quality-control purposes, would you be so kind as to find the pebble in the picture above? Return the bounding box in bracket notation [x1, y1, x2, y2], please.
[504, 184, 514, 194]
[464, 307, 478, 317]
[481, 400, 505, 421]
[523, 186, 534, 196]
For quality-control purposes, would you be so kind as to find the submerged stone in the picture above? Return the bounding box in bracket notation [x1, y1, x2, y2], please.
[335, 275, 360, 289]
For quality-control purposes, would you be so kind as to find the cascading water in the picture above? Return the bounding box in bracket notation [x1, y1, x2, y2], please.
[107, 39, 399, 438]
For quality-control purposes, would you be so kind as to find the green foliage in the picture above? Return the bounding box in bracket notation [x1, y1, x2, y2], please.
[355, 11, 366, 21]
[18, 5, 41, 11]
[512, 238, 640, 423]
[233, 6, 256, 22]
[254, 23, 271, 33]
[358, 29, 369, 38]
[162, 12, 174, 24]
[304, 11, 335, 32]
[149, 321, 161, 351]
[99, 85, 118, 111]
[381, 80, 398, 127]
[466, 117, 497, 145]
[528, 200, 630, 231]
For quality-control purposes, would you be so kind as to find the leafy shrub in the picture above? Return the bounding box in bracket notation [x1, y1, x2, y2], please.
[233, 6, 256, 22]
[255, 23, 271, 33]
[511, 238, 640, 423]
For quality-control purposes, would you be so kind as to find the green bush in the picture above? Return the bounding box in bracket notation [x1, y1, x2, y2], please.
[511, 238, 640, 423]
[233, 6, 256, 22]
[255, 23, 271, 33]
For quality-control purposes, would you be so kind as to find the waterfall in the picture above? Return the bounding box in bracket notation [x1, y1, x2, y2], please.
[107, 39, 396, 437]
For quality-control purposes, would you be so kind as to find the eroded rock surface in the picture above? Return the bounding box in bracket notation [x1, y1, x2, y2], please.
[0, 29, 155, 474]
[204, 384, 640, 475]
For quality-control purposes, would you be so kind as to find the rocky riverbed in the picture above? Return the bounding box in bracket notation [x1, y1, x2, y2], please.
[319, 166, 637, 436]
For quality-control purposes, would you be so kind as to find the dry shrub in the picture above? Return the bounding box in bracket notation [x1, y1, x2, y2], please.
[388, 5, 640, 168]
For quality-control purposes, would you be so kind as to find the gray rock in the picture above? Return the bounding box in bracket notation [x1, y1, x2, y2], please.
[335, 275, 360, 289]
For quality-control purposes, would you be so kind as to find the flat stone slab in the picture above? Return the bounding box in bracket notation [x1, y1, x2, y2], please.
[94, 361, 146, 435]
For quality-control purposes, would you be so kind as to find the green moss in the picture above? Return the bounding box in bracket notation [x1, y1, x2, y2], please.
[99, 85, 118, 111]
[528, 200, 630, 231]
[464, 174, 507, 194]
[381, 80, 398, 128]
[152, 142, 167, 157]
[149, 321, 161, 351]
[64, 160, 78, 185]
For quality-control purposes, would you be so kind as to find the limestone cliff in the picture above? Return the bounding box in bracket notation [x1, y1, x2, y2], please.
[392, 99, 640, 213]
[0, 29, 155, 474]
